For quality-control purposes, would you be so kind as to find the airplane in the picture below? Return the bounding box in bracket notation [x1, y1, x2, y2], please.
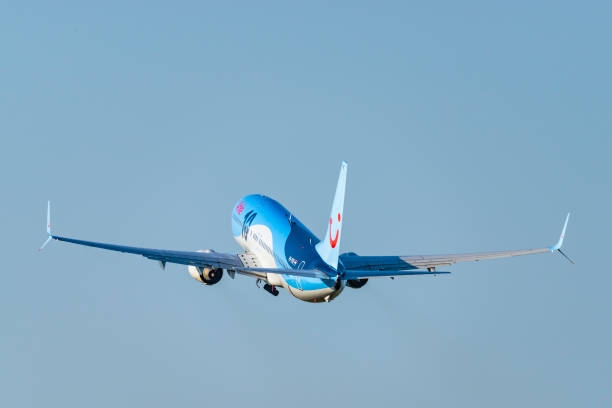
[39, 161, 573, 303]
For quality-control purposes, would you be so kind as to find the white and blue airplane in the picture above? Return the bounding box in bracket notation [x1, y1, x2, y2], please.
[39, 162, 573, 303]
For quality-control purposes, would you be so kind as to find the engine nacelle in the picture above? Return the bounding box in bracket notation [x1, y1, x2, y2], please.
[187, 249, 223, 285]
[346, 278, 368, 289]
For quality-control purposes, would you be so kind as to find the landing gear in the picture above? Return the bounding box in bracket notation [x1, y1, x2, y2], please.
[263, 284, 279, 296]
[255, 279, 279, 296]
[256, 279, 279, 296]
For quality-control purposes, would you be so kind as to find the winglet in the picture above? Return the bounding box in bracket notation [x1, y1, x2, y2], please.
[550, 212, 570, 251]
[46, 200, 51, 235]
[550, 212, 574, 264]
[39, 201, 53, 251]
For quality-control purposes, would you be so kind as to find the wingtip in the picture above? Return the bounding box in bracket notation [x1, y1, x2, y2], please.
[39, 235, 52, 252]
[550, 212, 571, 252]
[557, 248, 575, 264]
[46, 200, 51, 235]
[40, 201, 53, 251]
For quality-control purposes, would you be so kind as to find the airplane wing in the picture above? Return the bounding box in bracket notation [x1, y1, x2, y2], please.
[340, 213, 573, 277]
[39, 203, 331, 280]
[50, 235, 244, 269]
[48, 235, 331, 279]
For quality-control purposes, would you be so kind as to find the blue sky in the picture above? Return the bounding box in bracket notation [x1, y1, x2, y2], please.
[2, 2, 611, 407]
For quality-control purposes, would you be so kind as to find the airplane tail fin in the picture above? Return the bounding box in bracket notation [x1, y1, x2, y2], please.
[315, 161, 347, 271]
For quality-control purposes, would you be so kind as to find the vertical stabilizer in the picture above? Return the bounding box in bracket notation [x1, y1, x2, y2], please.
[315, 161, 347, 270]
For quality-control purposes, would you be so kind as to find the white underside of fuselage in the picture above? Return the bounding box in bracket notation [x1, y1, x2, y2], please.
[234, 224, 342, 302]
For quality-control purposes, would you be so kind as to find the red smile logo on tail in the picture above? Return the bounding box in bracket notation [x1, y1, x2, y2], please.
[329, 213, 341, 248]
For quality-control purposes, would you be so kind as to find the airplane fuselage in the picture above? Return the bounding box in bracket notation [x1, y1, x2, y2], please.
[231, 194, 344, 302]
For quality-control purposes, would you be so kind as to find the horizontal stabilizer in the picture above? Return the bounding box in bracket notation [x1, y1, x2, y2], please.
[237, 267, 332, 279]
[343, 269, 450, 279]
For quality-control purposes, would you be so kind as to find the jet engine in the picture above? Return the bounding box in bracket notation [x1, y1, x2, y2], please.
[187, 249, 223, 285]
[346, 278, 368, 289]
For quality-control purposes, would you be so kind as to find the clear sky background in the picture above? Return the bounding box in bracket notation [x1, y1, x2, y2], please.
[2, 1, 611, 407]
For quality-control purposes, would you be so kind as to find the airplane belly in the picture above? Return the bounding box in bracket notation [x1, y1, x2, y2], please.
[287, 284, 344, 303]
